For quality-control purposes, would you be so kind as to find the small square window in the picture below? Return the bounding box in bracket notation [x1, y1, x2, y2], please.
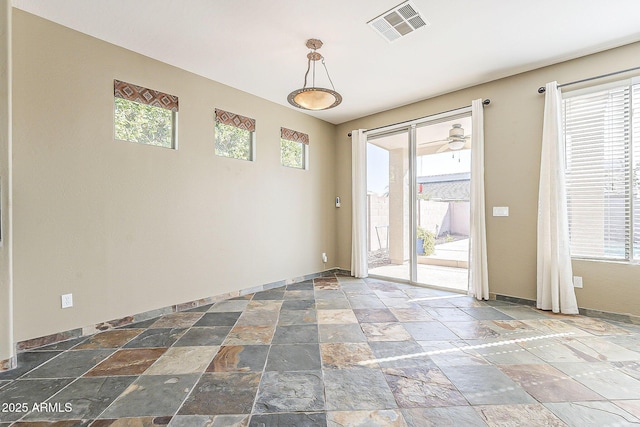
[215, 109, 256, 161]
[114, 80, 178, 149]
[281, 138, 306, 169]
[280, 127, 309, 169]
[215, 122, 254, 161]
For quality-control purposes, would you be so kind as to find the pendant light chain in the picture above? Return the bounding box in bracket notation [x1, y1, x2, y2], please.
[312, 48, 317, 88]
[302, 56, 312, 89]
[322, 58, 337, 92]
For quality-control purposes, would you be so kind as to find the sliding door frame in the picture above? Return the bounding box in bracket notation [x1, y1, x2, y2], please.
[366, 107, 472, 288]
[409, 124, 418, 284]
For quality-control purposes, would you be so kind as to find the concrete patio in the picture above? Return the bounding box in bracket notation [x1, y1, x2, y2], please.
[369, 239, 469, 292]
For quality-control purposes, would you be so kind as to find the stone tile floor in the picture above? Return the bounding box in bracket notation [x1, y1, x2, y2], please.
[1, 275, 640, 426]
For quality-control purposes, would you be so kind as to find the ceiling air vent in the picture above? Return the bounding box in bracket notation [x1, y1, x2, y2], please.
[368, 1, 430, 43]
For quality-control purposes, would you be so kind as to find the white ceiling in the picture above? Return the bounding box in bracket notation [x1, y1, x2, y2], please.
[12, 0, 640, 125]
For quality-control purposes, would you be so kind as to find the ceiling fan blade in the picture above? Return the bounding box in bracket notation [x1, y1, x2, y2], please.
[436, 144, 450, 153]
[418, 138, 449, 146]
[464, 140, 472, 149]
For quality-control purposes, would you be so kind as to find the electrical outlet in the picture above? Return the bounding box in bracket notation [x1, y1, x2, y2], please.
[573, 276, 583, 288]
[61, 293, 73, 308]
[322, 253, 328, 263]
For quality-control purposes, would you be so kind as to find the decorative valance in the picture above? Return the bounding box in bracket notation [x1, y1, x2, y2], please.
[281, 127, 309, 145]
[215, 109, 256, 132]
[114, 80, 179, 112]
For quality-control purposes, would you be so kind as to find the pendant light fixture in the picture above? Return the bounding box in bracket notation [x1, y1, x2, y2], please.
[287, 39, 342, 111]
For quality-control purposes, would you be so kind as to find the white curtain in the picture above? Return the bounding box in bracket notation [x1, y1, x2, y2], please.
[351, 129, 368, 278]
[537, 82, 579, 314]
[470, 99, 490, 300]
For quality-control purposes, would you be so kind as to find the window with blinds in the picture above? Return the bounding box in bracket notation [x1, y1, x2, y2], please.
[563, 79, 640, 261]
[214, 109, 256, 161]
[114, 80, 178, 149]
[280, 127, 308, 169]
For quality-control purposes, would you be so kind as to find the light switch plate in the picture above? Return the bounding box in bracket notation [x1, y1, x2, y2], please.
[61, 293, 73, 308]
[493, 206, 509, 217]
[573, 276, 583, 288]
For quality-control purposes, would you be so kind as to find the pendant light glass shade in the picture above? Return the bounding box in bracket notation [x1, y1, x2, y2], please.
[288, 87, 342, 110]
[288, 39, 342, 111]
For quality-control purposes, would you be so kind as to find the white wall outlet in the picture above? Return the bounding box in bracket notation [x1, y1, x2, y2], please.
[493, 206, 509, 217]
[573, 276, 583, 288]
[322, 252, 328, 263]
[61, 293, 73, 308]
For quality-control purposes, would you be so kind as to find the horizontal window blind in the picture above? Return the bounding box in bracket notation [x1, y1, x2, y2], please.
[563, 83, 635, 260]
[281, 127, 309, 145]
[633, 84, 640, 260]
[215, 109, 255, 132]
[114, 80, 179, 112]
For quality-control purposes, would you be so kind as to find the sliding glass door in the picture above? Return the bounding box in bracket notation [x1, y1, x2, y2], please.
[414, 117, 471, 291]
[366, 112, 472, 292]
[366, 128, 411, 281]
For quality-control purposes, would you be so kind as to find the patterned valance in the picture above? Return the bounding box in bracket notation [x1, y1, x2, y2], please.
[215, 109, 256, 132]
[114, 80, 179, 112]
[281, 127, 309, 145]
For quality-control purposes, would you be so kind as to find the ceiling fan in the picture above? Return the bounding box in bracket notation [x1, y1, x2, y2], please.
[418, 124, 471, 152]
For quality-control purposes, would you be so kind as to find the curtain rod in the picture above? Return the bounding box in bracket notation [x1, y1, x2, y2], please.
[537, 65, 640, 94]
[347, 99, 490, 137]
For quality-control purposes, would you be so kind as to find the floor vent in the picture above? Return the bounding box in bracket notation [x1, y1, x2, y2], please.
[368, 1, 430, 43]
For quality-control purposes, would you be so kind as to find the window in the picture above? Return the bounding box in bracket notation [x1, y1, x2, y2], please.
[563, 79, 640, 261]
[114, 80, 178, 149]
[280, 127, 308, 169]
[215, 109, 255, 161]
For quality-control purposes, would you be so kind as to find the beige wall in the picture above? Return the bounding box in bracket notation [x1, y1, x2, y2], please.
[11, 10, 337, 342]
[336, 41, 640, 317]
[0, 0, 13, 363]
